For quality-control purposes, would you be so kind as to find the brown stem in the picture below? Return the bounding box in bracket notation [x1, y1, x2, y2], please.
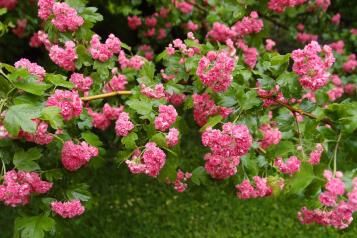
[260, 13, 289, 31]
[186, 0, 208, 13]
[80, 91, 132, 101]
[258, 95, 334, 127]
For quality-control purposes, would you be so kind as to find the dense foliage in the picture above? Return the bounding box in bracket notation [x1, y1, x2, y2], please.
[0, 0, 356, 237]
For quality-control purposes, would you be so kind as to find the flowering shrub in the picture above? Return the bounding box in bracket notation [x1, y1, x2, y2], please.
[0, 0, 356, 237]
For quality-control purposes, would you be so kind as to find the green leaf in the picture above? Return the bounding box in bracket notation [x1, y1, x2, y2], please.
[4, 104, 42, 136]
[138, 62, 155, 84]
[13, 148, 42, 171]
[120, 42, 131, 51]
[277, 72, 302, 98]
[15, 215, 55, 238]
[286, 162, 314, 195]
[237, 90, 261, 110]
[66, 183, 91, 202]
[9, 69, 51, 95]
[76, 45, 93, 69]
[191, 166, 209, 185]
[81, 7, 103, 23]
[126, 99, 152, 116]
[81, 131, 103, 147]
[266, 141, 295, 159]
[200, 115, 223, 132]
[276, 112, 294, 132]
[40, 106, 63, 129]
[45, 74, 73, 89]
[158, 157, 179, 182]
[121, 132, 138, 150]
[116, 150, 133, 165]
[324, 102, 357, 134]
[151, 133, 167, 148]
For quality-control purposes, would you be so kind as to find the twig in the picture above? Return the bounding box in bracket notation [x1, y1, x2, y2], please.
[81, 91, 132, 101]
[293, 112, 307, 160]
[186, 0, 208, 13]
[333, 133, 342, 176]
[260, 13, 289, 31]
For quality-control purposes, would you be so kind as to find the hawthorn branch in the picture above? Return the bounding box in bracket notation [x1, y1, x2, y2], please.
[80, 91, 132, 101]
[258, 95, 334, 127]
[186, 0, 208, 13]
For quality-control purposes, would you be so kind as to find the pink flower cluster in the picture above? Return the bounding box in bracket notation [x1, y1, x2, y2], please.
[175, 1, 193, 14]
[127, 16, 142, 30]
[291, 41, 335, 91]
[49, 41, 77, 71]
[0, 170, 52, 207]
[46, 90, 83, 121]
[89, 34, 121, 62]
[51, 199, 85, 218]
[14, 58, 46, 81]
[19, 120, 53, 145]
[140, 83, 166, 99]
[138, 44, 154, 60]
[343, 54, 357, 73]
[298, 171, 357, 229]
[329, 40, 344, 54]
[274, 156, 301, 175]
[257, 84, 287, 107]
[154, 105, 178, 132]
[12, 19, 27, 38]
[315, 0, 331, 11]
[115, 112, 134, 136]
[327, 86, 344, 102]
[265, 39, 276, 51]
[166, 128, 179, 147]
[192, 93, 232, 126]
[232, 11, 263, 37]
[202, 123, 252, 179]
[259, 124, 282, 149]
[268, 0, 307, 13]
[103, 74, 127, 93]
[204, 153, 240, 180]
[308, 143, 324, 165]
[331, 13, 341, 25]
[88, 104, 126, 131]
[126, 142, 166, 177]
[296, 32, 318, 44]
[70, 73, 93, 92]
[173, 170, 192, 192]
[196, 51, 236, 92]
[118, 51, 145, 70]
[29, 30, 51, 50]
[0, 0, 17, 10]
[38, 0, 54, 20]
[206, 23, 236, 43]
[51, 2, 84, 32]
[168, 93, 186, 107]
[61, 140, 99, 171]
[235, 176, 272, 199]
[236, 40, 258, 69]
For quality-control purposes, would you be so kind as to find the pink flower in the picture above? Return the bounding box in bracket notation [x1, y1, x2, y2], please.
[328, 40, 344, 54]
[51, 2, 84, 32]
[0, 0, 17, 10]
[0, 170, 52, 207]
[118, 51, 145, 70]
[296, 32, 318, 44]
[274, 156, 301, 175]
[192, 93, 232, 126]
[232, 11, 263, 36]
[343, 54, 357, 73]
[316, 0, 331, 11]
[70, 73, 93, 92]
[327, 87, 344, 101]
[140, 83, 166, 99]
[154, 105, 178, 132]
[103, 103, 124, 120]
[19, 120, 53, 145]
[344, 83, 356, 95]
[12, 19, 27, 38]
[61, 140, 98, 171]
[51, 200, 85, 218]
[268, 0, 307, 13]
[127, 16, 142, 30]
[37, 0, 54, 20]
[14, 58, 46, 81]
[265, 39, 276, 51]
[103, 74, 127, 93]
[259, 124, 282, 149]
[185, 21, 199, 32]
[206, 22, 236, 42]
[49, 41, 77, 71]
[145, 16, 157, 27]
[89, 34, 121, 62]
[126, 142, 166, 177]
[115, 112, 134, 136]
[202, 123, 252, 158]
[235, 176, 272, 199]
[291, 41, 335, 91]
[175, 1, 193, 14]
[29, 30, 51, 50]
[46, 90, 83, 121]
[168, 93, 186, 107]
[204, 153, 240, 179]
[308, 143, 324, 165]
[166, 128, 179, 147]
[236, 40, 258, 69]
[87, 109, 111, 130]
[331, 13, 341, 25]
[173, 170, 191, 192]
[196, 51, 236, 92]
